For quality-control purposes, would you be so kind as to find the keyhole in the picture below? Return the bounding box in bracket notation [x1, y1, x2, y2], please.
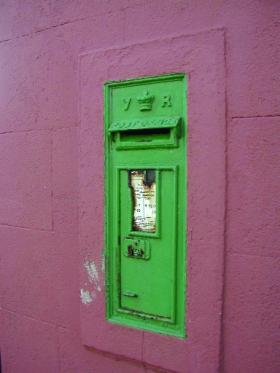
[128, 245, 134, 256]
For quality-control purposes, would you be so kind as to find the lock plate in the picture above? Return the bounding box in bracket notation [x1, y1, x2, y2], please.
[123, 238, 150, 260]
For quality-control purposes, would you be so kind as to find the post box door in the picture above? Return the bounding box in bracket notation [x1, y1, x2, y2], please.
[119, 168, 177, 319]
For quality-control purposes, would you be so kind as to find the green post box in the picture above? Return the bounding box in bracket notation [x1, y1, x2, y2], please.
[105, 73, 187, 337]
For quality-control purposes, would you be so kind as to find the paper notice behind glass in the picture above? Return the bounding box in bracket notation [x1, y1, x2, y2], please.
[130, 170, 156, 233]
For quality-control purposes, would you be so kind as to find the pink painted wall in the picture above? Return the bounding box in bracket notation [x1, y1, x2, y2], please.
[0, 1, 279, 372]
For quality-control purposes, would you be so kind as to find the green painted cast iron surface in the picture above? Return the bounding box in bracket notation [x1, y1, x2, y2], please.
[105, 73, 187, 337]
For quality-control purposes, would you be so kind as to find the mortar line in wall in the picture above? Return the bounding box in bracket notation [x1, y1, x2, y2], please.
[0, 223, 53, 233]
[141, 331, 144, 362]
[232, 114, 280, 119]
[218, 28, 229, 373]
[79, 26, 225, 59]
[0, 3, 144, 46]
[86, 341, 177, 373]
[1, 306, 63, 329]
[0, 15, 97, 45]
[84, 345, 151, 372]
[0, 125, 78, 136]
[77, 53, 82, 129]
[121, 3, 127, 44]
[50, 128, 55, 231]
[56, 325, 62, 373]
[143, 363, 177, 373]
[141, 331, 147, 371]
[228, 252, 280, 260]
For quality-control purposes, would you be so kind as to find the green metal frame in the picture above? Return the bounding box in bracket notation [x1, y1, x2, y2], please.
[104, 73, 187, 337]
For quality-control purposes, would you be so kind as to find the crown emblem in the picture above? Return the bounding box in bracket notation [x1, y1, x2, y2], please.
[137, 90, 154, 111]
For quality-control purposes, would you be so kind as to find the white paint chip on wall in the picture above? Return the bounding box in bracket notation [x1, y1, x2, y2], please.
[80, 288, 93, 304]
[84, 259, 101, 292]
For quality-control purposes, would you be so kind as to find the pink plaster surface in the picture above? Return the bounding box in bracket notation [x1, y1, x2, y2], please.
[0, 1, 279, 372]
[224, 117, 280, 373]
[0, 131, 52, 229]
[1, 310, 59, 373]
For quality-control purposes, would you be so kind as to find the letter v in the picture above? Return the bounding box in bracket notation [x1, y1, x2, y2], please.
[123, 98, 131, 111]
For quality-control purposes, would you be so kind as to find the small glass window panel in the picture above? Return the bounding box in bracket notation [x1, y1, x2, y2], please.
[129, 170, 156, 233]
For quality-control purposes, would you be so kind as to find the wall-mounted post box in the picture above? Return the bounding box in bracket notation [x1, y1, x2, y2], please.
[105, 73, 187, 337]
